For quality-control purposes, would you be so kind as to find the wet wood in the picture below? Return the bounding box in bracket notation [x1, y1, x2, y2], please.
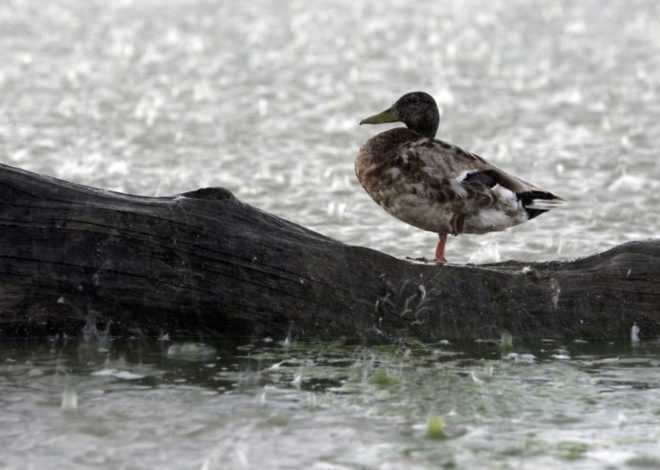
[0, 163, 658, 341]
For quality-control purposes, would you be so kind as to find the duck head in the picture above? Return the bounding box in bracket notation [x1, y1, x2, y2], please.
[360, 91, 440, 138]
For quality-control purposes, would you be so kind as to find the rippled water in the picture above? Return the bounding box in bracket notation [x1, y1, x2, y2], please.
[1, 0, 660, 468]
[1, 0, 659, 262]
[2, 337, 660, 469]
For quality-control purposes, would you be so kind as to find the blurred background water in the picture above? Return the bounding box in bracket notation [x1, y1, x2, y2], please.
[2, 0, 660, 468]
[1, 0, 659, 263]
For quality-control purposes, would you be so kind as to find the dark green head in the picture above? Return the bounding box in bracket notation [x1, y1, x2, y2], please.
[360, 91, 440, 138]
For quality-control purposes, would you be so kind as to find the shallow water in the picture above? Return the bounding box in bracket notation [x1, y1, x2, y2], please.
[1, 0, 660, 468]
[2, 337, 660, 469]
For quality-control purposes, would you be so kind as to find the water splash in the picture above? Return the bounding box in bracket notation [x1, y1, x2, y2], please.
[61, 387, 78, 411]
[630, 323, 640, 345]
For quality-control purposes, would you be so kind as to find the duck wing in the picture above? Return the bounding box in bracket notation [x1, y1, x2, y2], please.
[407, 138, 565, 219]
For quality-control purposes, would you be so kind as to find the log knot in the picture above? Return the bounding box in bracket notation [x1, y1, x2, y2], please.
[179, 187, 236, 201]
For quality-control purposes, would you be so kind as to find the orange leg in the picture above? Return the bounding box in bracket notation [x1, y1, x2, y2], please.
[434, 233, 448, 264]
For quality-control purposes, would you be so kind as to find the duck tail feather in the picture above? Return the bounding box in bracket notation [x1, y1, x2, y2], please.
[517, 190, 565, 219]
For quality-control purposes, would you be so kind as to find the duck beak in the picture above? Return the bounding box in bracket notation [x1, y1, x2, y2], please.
[359, 107, 399, 125]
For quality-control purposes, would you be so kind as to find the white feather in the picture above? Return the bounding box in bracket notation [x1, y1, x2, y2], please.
[526, 198, 565, 210]
[450, 172, 469, 198]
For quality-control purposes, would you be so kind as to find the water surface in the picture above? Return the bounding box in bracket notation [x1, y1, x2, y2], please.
[2, 337, 660, 469]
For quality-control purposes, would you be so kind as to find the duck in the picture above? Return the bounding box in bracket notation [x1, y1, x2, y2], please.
[356, 91, 564, 264]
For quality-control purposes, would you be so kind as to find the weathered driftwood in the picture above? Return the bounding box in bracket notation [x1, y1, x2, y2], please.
[0, 163, 658, 340]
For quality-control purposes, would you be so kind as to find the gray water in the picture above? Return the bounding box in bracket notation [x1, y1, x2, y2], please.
[1, 0, 660, 468]
[2, 338, 660, 469]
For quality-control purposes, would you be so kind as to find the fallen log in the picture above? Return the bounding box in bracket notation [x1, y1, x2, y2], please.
[0, 163, 657, 341]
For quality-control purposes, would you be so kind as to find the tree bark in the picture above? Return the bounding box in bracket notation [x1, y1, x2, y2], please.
[0, 163, 657, 341]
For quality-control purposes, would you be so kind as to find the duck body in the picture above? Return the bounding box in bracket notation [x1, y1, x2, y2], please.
[356, 91, 564, 263]
[355, 127, 558, 236]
